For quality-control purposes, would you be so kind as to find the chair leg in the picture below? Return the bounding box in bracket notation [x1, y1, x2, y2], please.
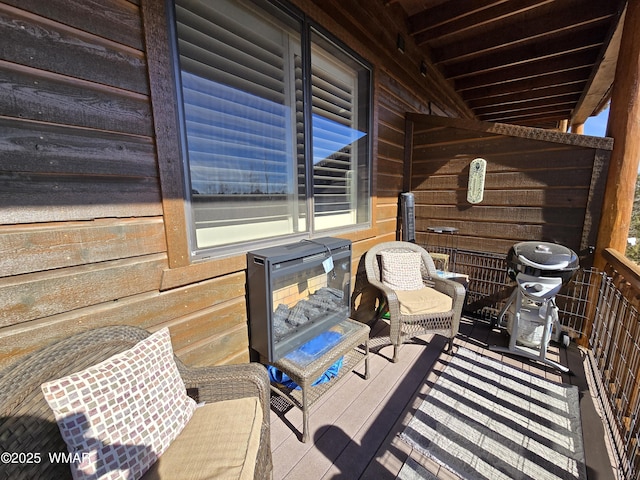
[392, 344, 400, 363]
[447, 337, 454, 354]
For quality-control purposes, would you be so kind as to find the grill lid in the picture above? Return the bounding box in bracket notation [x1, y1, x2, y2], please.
[507, 241, 579, 281]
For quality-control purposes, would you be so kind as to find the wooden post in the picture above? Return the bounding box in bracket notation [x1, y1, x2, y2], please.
[571, 123, 584, 134]
[558, 119, 568, 132]
[594, 0, 640, 269]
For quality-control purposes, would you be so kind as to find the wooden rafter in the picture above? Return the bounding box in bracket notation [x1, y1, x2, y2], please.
[395, 0, 626, 128]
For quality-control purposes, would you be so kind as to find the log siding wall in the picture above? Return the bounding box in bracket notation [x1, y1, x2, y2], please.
[0, 0, 468, 368]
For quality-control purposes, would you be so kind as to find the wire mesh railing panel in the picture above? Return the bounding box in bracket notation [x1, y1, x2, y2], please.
[454, 250, 511, 319]
[589, 273, 640, 480]
[555, 267, 599, 339]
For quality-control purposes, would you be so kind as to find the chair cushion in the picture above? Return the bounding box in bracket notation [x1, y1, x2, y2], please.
[380, 251, 424, 291]
[395, 286, 453, 315]
[41, 327, 197, 480]
[141, 398, 263, 480]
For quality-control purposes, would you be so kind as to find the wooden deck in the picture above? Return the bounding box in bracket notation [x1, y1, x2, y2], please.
[269, 315, 618, 480]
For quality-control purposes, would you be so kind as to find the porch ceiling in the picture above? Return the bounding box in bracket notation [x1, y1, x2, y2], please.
[391, 0, 627, 129]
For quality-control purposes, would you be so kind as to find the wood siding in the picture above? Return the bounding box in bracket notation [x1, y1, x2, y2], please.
[405, 115, 613, 262]
[0, 0, 467, 368]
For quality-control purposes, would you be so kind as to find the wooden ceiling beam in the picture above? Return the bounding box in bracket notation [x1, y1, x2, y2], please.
[428, 1, 617, 65]
[479, 107, 572, 124]
[454, 49, 599, 92]
[476, 108, 575, 123]
[409, 0, 549, 43]
[514, 119, 561, 128]
[467, 84, 584, 109]
[442, 24, 608, 80]
[473, 95, 579, 117]
[407, 0, 507, 36]
[572, 3, 625, 124]
[460, 69, 590, 101]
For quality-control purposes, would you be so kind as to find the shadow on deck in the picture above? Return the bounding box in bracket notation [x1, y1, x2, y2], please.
[269, 315, 618, 480]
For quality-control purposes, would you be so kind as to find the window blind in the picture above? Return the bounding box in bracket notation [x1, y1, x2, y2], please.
[175, 0, 304, 247]
[311, 45, 365, 228]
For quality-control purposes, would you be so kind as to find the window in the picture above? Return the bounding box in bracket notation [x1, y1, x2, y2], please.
[170, 0, 371, 256]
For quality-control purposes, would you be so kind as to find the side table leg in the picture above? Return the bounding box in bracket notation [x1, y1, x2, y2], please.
[302, 386, 309, 443]
[364, 340, 370, 380]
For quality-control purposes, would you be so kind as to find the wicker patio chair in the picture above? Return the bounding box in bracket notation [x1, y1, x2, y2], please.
[365, 241, 465, 362]
[0, 325, 272, 480]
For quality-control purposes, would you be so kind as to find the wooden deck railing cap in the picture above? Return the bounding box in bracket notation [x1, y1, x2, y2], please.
[602, 248, 640, 290]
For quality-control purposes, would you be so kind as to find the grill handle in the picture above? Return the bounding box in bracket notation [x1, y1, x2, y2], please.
[517, 254, 569, 270]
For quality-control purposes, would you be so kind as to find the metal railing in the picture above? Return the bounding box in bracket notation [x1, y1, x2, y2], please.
[454, 250, 510, 317]
[588, 249, 640, 480]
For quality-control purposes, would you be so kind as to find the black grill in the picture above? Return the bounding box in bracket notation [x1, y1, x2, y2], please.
[506, 241, 579, 284]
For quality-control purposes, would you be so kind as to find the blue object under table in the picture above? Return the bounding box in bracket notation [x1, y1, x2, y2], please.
[267, 330, 344, 390]
[263, 318, 370, 442]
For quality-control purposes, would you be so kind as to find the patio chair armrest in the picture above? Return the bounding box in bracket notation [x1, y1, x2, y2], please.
[179, 362, 270, 409]
[431, 277, 465, 299]
[432, 277, 466, 316]
[367, 277, 402, 318]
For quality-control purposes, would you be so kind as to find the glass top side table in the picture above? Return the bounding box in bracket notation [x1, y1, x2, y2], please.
[263, 318, 370, 442]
